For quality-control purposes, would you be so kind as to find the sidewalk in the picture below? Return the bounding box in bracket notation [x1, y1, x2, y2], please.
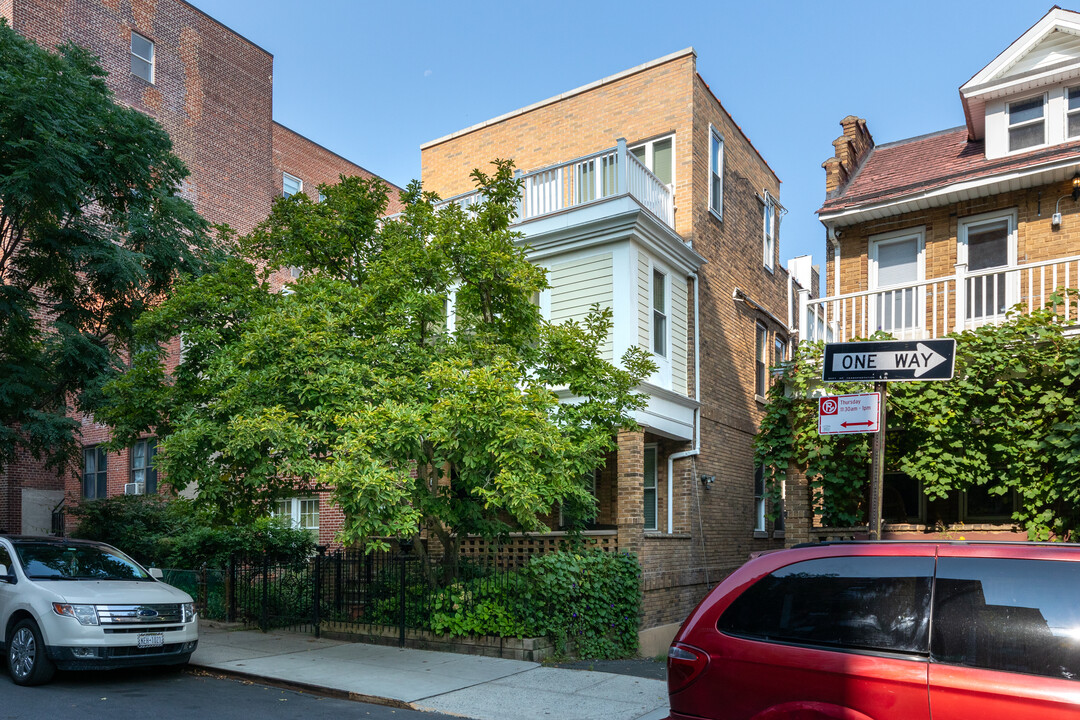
[191, 622, 670, 720]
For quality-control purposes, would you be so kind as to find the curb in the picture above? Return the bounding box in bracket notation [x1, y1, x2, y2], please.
[187, 661, 417, 711]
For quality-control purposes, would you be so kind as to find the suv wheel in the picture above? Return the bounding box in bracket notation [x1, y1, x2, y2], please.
[7, 619, 55, 686]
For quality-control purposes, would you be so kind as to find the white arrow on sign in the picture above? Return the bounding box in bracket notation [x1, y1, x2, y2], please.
[831, 342, 948, 378]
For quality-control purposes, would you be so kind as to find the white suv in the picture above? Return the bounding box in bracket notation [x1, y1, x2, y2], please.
[0, 536, 198, 685]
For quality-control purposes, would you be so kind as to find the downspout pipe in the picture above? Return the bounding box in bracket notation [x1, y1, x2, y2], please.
[827, 223, 841, 298]
[668, 272, 701, 533]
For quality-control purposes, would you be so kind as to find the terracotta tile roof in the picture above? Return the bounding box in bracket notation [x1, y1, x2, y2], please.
[819, 128, 1080, 214]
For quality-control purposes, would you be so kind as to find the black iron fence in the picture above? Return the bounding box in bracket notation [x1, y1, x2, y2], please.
[165, 548, 520, 644]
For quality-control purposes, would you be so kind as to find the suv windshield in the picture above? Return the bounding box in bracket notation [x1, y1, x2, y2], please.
[13, 543, 149, 581]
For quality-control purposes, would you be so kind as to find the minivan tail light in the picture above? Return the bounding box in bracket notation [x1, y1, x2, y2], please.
[668, 642, 709, 693]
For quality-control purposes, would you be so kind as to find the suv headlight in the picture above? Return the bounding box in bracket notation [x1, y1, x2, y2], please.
[182, 602, 196, 623]
[53, 603, 99, 626]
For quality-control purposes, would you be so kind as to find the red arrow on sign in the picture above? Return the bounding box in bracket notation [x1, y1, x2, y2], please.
[841, 421, 875, 428]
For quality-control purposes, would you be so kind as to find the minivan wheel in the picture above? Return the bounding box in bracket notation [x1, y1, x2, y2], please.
[7, 619, 55, 686]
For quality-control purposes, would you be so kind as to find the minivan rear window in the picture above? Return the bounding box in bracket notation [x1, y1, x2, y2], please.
[718, 556, 933, 655]
[932, 557, 1080, 680]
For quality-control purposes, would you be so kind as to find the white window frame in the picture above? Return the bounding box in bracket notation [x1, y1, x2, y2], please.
[754, 322, 768, 399]
[1067, 86, 1080, 140]
[957, 208, 1018, 325]
[271, 497, 320, 536]
[282, 172, 302, 198]
[649, 261, 672, 388]
[773, 335, 786, 387]
[1006, 93, 1047, 154]
[709, 125, 724, 220]
[868, 227, 926, 337]
[130, 31, 154, 84]
[629, 134, 675, 189]
[644, 445, 659, 532]
[762, 192, 776, 272]
[753, 465, 766, 534]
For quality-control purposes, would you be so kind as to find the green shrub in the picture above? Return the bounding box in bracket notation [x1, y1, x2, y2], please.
[68, 495, 195, 566]
[69, 496, 314, 570]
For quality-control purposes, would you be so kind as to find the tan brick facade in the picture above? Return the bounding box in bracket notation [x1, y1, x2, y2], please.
[422, 51, 792, 630]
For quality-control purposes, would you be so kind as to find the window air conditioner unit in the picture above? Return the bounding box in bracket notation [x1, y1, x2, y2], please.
[124, 482, 145, 496]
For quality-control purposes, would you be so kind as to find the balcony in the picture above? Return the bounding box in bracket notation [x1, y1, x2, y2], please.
[800, 254, 1080, 342]
[442, 138, 676, 233]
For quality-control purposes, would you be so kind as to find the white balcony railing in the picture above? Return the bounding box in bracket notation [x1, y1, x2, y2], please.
[519, 139, 674, 228]
[799, 254, 1080, 343]
[431, 139, 676, 231]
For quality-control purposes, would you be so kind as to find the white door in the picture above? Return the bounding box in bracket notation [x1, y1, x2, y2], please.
[959, 211, 1017, 325]
[870, 230, 924, 337]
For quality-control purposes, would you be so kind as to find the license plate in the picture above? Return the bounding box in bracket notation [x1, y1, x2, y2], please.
[137, 633, 164, 649]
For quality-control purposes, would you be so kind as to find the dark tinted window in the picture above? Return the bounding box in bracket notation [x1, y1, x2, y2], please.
[932, 557, 1080, 680]
[14, 543, 148, 581]
[718, 556, 933, 654]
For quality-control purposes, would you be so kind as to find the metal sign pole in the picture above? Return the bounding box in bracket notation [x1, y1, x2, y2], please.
[868, 381, 887, 540]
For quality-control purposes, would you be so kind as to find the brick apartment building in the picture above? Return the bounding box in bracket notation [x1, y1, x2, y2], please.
[794, 7, 1080, 542]
[422, 48, 800, 651]
[0, 0, 402, 540]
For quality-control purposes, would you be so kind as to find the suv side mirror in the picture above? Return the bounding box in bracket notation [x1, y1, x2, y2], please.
[148, 567, 164, 580]
[0, 564, 14, 583]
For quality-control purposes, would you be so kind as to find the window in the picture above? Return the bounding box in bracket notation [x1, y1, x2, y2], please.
[1069, 87, 1080, 139]
[644, 446, 658, 531]
[652, 269, 667, 357]
[932, 557, 1080, 679]
[83, 447, 108, 499]
[318, 191, 327, 203]
[130, 31, 154, 83]
[718, 556, 935, 655]
[755, 323, 768, 397]
[870, 229, 924, 333]
[130, 439, 157, 495]
[709, 128, 724, 218]
[762, 193, 776, 271]
[282, 173, 302, 198]
[753, 466, 766, 533]
[630, 135, 674, 187]
[272, 497, 320, 539]
[959, 212, 1015, 321]
[773, 336, 786, 386]
[1007, 95, 1045, 152]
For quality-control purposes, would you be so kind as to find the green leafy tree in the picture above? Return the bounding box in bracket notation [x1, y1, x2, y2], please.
[756, 295, 1080, 539]
[101, 162, 655, 566]
[0, 21, 218, 474]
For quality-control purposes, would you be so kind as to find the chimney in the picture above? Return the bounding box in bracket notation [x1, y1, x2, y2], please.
[823, 116, 874, 195]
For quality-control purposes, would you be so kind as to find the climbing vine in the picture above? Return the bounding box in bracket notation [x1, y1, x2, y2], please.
[755, 292, 1080, 540]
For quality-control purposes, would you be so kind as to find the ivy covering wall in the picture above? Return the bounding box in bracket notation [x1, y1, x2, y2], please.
[755, 296, 1080, 540]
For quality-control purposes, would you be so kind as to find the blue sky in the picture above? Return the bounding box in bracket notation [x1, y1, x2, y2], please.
[190, 0, 1060, 270]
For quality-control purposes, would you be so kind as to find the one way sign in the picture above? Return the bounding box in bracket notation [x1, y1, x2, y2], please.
[822, 339, 956, 382]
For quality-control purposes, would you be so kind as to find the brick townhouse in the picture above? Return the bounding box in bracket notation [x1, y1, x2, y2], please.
[422, 48, 803, 652]
[792, 7, 1080, 542]
[0, 0, 402, 541]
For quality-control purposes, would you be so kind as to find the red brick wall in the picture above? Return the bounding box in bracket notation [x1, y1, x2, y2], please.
[272, 122, 404, 214]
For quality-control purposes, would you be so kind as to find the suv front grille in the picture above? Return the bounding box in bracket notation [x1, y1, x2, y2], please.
[96, 604, 183, 624]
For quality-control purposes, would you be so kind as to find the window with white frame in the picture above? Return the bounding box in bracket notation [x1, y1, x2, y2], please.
[1069, 87, 1080, 139]
[1007, 95, 1045, 152]
[763, 193, 776, 271]
[709, 127, 724, 218]
[652, 268, 668, 357]
[130, 439, 157, 495]
[773, 336, 786, 386]
[869, 228, 924, 333]
[644, 446, 658, 531]
[282, 173, 302, 198]
[83, 446, 108, 500]
[755, 322, 768, 398]
[130, 32, 154, 83]
[272, 497, 320, 538]
[630, 135, 674, 187]
[753, 466, 766, 533]
[959, 210, 1016, 321]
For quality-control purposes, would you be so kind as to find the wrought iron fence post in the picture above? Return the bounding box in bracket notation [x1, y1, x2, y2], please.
[334, 551, 343, 617]
[398, 553, 406, 648]
[260, 554, 269, 632]
[227, 554, 236, 623]
[313, 546, 325, 638]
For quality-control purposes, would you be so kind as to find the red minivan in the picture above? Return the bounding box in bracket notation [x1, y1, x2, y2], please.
[666, 542, 1080, 720]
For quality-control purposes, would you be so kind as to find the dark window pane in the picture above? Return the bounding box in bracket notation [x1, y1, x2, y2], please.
[1069, 88, 1080, 112]
[718, 556, 934, 654]
[1070, 113, 1080, 139]
[1009, 96, 1044, 124]
[966, 220, 1008, 271]
[1009, 123, 1044, 152]
[883, 473, 919, 523]
[964, 485, 1012, 520]
[932, 558, 1080, 680]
